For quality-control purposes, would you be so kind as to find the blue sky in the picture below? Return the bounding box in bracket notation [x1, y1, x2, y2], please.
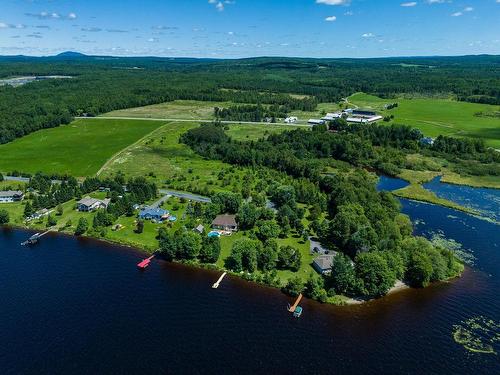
[0, 0, 499, 58]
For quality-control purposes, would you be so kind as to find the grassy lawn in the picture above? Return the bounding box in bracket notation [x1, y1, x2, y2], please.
[102, 100, 232, 120]
[0, 118, 166, 177]
[349, 93, 500, 148]
[0, 180, 27, 191]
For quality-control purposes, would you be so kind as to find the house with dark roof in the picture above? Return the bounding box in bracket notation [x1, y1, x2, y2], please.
[77, 197, 110, 212]
[212, 215, 238, 232]
[138, 207, 169, 222]
[0, 190, 24, 203]
[313, 254, 335, 275]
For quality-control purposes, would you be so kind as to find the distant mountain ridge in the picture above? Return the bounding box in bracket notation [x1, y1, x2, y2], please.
[56, 51, 88, 58]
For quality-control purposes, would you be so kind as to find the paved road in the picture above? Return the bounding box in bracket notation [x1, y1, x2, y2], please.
[158, 189, 211, 204]
[76, 116, 312, 127]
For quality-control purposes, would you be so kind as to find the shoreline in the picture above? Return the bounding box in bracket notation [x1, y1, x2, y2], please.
[3, 222, 463, 308]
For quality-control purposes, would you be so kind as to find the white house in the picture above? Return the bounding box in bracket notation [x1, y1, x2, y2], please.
[284, 116, 298, 124]
[0, 190, 24, 203]
[77, 197, 111, 212]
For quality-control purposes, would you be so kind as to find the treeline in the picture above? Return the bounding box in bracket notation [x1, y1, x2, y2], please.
[215, 105, 288, 122]
[1, 54, 498, 143]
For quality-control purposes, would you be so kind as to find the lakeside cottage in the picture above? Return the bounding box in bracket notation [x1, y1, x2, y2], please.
[138, 207, 169, 222]
[313, 254, 335, 275]
[77, 197, 111, 212]
[0, 190, 24, 203]
[212, 215, 238, 232]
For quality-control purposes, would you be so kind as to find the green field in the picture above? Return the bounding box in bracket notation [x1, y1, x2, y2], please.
[349, 93, 500, 148]
[103, 100, 231, 120]
[0, 119, 166, 176]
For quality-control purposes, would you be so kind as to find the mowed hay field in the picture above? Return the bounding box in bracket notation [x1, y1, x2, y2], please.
[0, 118, 166, 176]
[102, 100, 230, 120]
[349, 93, 500, 148]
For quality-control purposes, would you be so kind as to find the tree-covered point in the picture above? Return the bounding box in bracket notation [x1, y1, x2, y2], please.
[1, 54, 499, 143]
[181, 122, 465, 299]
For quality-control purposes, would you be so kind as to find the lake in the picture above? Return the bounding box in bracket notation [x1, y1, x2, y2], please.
[1, 180, 499, 374]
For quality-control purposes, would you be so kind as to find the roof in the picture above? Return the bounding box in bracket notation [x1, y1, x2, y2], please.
[313, 254, 335, 271]
[212, 214, 237, 227]
[77, 196, 110, 206]
[139, 207, 169, 217]
[0, 190, 23, 197]
[194, 224, 205, 232]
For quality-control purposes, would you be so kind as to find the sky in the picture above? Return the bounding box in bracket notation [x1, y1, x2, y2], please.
[0, 0, 499, 58]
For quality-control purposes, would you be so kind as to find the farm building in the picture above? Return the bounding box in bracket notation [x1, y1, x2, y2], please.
[345, 109, 383, 124]
[138, 207, 170, 222]
[308, 119, 326, 125]
[212, 215, 238, 232]
[0, 190, 24, 203]
[284, 116, 298, 124]
[321, 112, 343, 121]
[313, 254, 335, 275]
[77, 197, 111, 212]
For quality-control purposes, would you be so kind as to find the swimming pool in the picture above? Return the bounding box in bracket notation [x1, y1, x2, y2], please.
[207, 231, 221, 238]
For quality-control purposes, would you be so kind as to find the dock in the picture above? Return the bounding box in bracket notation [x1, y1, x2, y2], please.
[287, 293, 303, 317]
[21, 230, 52, 246]
[137, 255, 155, 270]
[212, 272, 227, 289]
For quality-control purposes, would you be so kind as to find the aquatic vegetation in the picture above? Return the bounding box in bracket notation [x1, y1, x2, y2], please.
[430, 231, 476, 266]
[453, 316, 500, 354]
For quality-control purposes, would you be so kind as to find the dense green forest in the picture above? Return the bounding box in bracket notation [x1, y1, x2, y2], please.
[1, 54, 499, 144]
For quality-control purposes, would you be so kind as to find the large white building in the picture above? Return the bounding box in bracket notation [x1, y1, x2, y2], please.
[0, 190, 24, 203]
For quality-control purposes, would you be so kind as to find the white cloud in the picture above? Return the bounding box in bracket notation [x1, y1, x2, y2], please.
[464, 6, 473, 12]
[427, 0, 446, 3]
[401, 2, 417, 6]
[0, 22, 8, 29]
[451, 11, 462, 16]
[316, 0, 350, 5]
[344, 11, 354, 16]
[68, 13, 77, 20]
[362, 32, 375, 38]
[325, 16, 337, 21]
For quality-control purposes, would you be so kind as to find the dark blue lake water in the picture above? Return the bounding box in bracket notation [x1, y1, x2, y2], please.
[1, 178, 499, 374]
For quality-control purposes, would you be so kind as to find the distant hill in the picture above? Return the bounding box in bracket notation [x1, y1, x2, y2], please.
[56, 51, 88, 58]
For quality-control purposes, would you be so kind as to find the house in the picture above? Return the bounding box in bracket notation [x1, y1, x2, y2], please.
[212, 215, 238, 232]
[0, 190, 24, 203]
[138, 207, 169, 222]
[308, 119, 326, 125]
[420, 137, 435, 146]
[77, 197, 111, 212]
[313, 254, 335, 275]
[28, 208, 51, 221]
[193, 224, 205, 234]
[284, 116, 298, 124]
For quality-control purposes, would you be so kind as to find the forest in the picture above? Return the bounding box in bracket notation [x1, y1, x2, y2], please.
[1, 54, 499, 144]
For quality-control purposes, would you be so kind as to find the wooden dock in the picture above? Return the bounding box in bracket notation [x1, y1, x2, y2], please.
[287, 293, 303, 313]
[137, 255, 155, 269]
[212, 272, 227, 289]
[21, 229, 52, 246]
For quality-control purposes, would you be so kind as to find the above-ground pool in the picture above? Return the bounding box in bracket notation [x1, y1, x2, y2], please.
[169, 216, 177, 222]
[207, 231, 221, 238]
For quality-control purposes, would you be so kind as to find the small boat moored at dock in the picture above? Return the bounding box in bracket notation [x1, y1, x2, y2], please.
[287, 293, 303, 318]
